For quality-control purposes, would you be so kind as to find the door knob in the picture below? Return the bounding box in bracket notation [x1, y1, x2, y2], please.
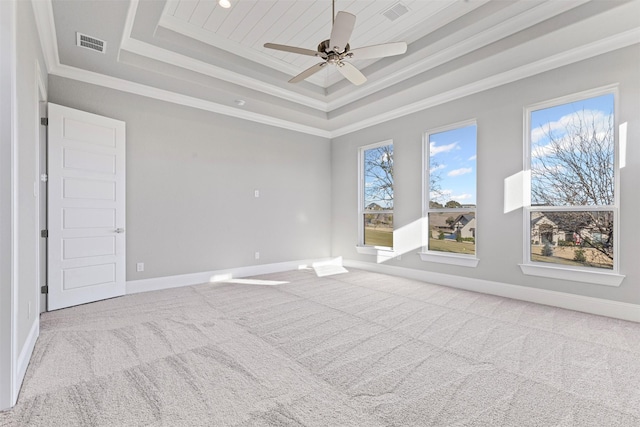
[115, 228, 125, 233]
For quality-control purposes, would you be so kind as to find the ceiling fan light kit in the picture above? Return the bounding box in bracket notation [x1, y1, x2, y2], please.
[264, 1, 407, 86]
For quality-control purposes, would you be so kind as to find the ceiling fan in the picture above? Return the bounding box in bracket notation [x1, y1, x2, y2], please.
[263, 0, 407, 86]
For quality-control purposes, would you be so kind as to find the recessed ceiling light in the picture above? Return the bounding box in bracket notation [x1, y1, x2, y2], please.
[235, 99, 246, 106]
[219, 0, 231, 8]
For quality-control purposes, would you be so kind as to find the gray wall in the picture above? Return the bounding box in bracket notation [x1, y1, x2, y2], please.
[49, 76, 332, 280]
[331, 45, 640, 304]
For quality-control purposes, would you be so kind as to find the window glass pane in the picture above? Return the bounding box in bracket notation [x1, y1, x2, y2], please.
[530, 211, 613, 270]
[429, 124, 476, 208]
[364, 144, 394, 210]
[530, 94, 614, 207]
[364, 213, 393, 247]
[427, 212, 476, 255]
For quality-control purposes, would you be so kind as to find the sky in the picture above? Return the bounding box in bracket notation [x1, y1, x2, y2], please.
[530, 93, 614, 148]
[429, 124, 477, 206]
[370, 94, 612, 210]
[529, 93, 614, 206]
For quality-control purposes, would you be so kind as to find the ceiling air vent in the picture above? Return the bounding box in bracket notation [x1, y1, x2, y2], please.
[76, 32, 106, 53]
[382, 2, 409, 22]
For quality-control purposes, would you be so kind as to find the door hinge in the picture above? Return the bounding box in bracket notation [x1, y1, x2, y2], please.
[40, 117, 48, 126]
[41, 229, 48, 238]
[41, 285, 48, 294]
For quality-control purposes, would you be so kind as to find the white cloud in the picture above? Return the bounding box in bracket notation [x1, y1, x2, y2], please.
[430, 189, 473, 202]
[531, 109, 610, 144]
[430, 141, 458, 156]
[447, 167, 472, 177]
[468, 155, 477, 161]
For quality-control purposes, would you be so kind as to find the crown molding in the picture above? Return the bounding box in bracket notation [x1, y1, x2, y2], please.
[50, 63, 332, 138]
[120, 1, 327, 112]
[325, 0, 590, 111]
[120, 37, 329, 112]
[331, 28, 640, 137]
[157, 13, 319, 86]
[31, 0, 640, 140]
[30, 0, 60, 73]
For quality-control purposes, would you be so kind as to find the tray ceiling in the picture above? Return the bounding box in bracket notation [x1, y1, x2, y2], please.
[32, 0, 640, 137]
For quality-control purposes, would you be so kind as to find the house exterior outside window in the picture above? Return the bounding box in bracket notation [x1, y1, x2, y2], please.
[521, 87, 624, 286]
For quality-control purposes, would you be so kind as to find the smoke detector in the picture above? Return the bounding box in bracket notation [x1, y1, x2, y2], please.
[76, 32, 106, 53]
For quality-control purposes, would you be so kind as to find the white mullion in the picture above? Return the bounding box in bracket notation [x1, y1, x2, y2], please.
[530, 205, 616, 212]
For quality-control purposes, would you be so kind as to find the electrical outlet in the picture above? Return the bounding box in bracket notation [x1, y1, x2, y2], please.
[254, 252, 260, 260]
[136, 262, 144, 272]
[254, 190, 260, 198]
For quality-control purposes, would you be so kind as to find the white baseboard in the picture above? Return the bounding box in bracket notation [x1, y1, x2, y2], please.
[15, 318, 39, 403]
[126, 258, 332, 295]
[343, 260, 640, 323]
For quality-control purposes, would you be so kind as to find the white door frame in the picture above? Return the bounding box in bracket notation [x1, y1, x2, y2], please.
[0, 0, 17, 410]
[37, 65, 47, 314]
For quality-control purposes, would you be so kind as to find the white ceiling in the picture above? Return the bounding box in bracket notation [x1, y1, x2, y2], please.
[159, 0, 467, 87]
[32, 0, 640, 137]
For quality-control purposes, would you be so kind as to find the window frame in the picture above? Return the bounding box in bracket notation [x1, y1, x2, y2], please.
[420, 120, 479, 267]
[356, 140, 396, 256]
[520, 85, 624, 286]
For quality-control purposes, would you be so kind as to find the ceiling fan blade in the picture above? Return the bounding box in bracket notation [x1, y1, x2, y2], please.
[337, 61, 366, 86]
[349, 42, 407, 60]
[289, 62, 327, 83]
[264, 43, 319, 57]
[329, 11, 356, 53]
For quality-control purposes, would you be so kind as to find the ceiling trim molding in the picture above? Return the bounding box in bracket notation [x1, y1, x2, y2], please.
[331, 28, 640, 138]
[120, 2, 328, 112]
[124, 0, 590, 113]
[30, 0, 640, 140]
[44, 27, 639, 141]
[32, 0, 330, 138]
[325, 0, 589, 110]
[117, 0, 138, 63]
[120, 38, 329, 112]
[157, 13, 314, 85]
[50, 63, 332, 138]
[30, 0, 60, 73]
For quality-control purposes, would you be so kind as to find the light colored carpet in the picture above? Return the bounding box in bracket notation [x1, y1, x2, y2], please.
[1, 268, 639, 426]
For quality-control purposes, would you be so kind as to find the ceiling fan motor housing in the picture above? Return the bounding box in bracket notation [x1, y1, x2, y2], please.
[318, 39, 350, 56]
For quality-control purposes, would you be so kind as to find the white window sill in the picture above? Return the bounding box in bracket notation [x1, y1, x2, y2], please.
[519, 263, 625, 287]
[355, 246, 396, 257]
[419, 252, 479, 267]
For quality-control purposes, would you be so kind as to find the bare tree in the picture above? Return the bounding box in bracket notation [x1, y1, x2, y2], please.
[364, 145, 394, 208]
[531, 109, 614, 262]
[531, 110, 614, 206]
[429, 160, 445, 208]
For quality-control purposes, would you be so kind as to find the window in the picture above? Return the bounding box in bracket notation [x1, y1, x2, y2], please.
[421, 122, 478, 266]
[358, 141, 394, 250]
[522, 88, 623, 285]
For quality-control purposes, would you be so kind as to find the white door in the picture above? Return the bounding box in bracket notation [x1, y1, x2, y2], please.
[47, 103, 126, 310]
